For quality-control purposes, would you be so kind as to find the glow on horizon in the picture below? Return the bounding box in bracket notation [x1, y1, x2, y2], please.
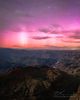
[18, 31, 29, 46]
[0, 29, 80, 49]
[0, 0, 80, 49]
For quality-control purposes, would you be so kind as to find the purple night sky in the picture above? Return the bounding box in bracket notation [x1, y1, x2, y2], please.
[0, 0, 80, 49]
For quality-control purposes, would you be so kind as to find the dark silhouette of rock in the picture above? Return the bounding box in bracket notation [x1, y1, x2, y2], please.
[0, 67, 80, 100]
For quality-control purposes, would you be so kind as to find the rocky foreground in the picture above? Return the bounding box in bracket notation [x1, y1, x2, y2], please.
[0, 67, 80, 100]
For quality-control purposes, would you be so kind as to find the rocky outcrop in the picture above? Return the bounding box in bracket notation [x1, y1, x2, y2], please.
[0, 67, 80, 100]
[69, 86, 80, 100]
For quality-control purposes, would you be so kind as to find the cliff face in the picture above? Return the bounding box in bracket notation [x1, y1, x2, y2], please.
[0, 67, 80, 100]
[53, 55, 80, 76]
[69, 86, 80, 100]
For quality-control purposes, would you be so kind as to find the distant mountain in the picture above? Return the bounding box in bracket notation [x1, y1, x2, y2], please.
[0, 48, 80, 71]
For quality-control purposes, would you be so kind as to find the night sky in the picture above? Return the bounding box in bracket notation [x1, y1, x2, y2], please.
[0, 0, 80, 49]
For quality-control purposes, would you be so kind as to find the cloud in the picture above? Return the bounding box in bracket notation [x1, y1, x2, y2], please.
[49, 24, 63, 32]
[15, 10, 33, 18]
[39, 28, 59, 34]
[12, 45, 23, 48]
[38, 24, 63, 35]
[31, 36, 51, 40]
[0, 11, 33, 32]
[68, 30, 80, 39]
[39, 28, 50, 33]
[69, 36, 80, 39]
[62, 40, 80, 43]
[44, 45, 71, 50]
[0, 0, 34, 33]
